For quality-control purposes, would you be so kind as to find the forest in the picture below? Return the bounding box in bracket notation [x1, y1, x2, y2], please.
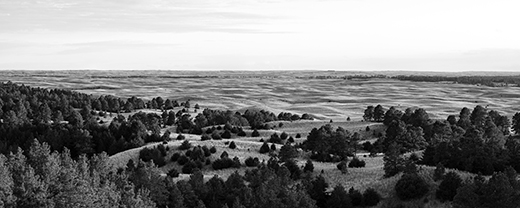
[1, 81, 520, 208]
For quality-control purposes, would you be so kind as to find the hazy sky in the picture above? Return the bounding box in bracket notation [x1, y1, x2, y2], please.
[1, 0, 519, 71]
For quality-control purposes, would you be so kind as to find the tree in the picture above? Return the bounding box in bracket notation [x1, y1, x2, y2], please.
[513, 112, 520, 135]
[259, 142, 270, 154]
[383, 143, 405, 177]
[221, 130, 232, 139]
[304, 160, 314, 173]
[434, 162, 446, 181]
[326, 185, 352, 208]
[437, 172, 463, 201]
[67, 109, 84, 127]
[362, 188, 381, 207]
[337, 161, 348, 174]
[251, 129, 260, 137]
[363, 106, 374, 121]
[279, 144, 298, 162]
[395, 173, 430, 201]
[229, 141, 237, 149]
[373, 105, 385, 122]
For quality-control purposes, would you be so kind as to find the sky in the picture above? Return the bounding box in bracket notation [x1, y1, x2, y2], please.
[0, 0, 519, 71]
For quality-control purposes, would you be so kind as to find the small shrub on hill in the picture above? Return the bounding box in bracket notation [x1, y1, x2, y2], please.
[221, 130, 232, 139]
[237, 131, 246, 136]
[201, 134, 211, 141]
[211, 132, 222, 140]
[245, 157, 260, 167]
[167, 168, 180, 178]
[395, 173, 430, 201]
[259, 142, 270, 153]
[295, 133, 301, 138]
[436, 172, 463, 201]
[177, 155, 189, 165]
[363, 188, 381, 206]
[251, 129, 260, 137]
[179, 140, 191, 150]
[210, 146, 217, 154]
[348, 157, 366, 168]
[171, 152, 181, 162]
[229, 141, 237, 149]
[177, 134, 186, 140]
[304, 159, 314, 173]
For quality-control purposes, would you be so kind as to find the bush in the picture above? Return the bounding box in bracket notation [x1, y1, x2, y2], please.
[177, 134, 186, 140]
[182, 160, 197, 174]
[210, 146, 217, 154]
[221, 130, 232, 139]
[212, 157, 235, 170]
[433, 162, 446, 181]
[304, 159, 314, 172]
[179, 140, 192, 150]
[269, 133, 282, 144]
[348, 187, 364, 207]
[279, 122, 284, 127]
[205, 128, 214, 134]
[363, 188, 381, 206]
[337, 161, 348, 174]
[201, 134, 211, 141]
[167, 168, 180, 178]
[259, 142, 270, 154]
[436, 172, 463, 201]
[395, 174, 430, 201]
[237, 131, 246, 137]
[366, 126, 371, 131]
[287, 136, 295, 143]
[232, 156, 241, 168]
[139, 147, 166, 167]
[362, 141, 373, 152]
[348, 157, 366, 168]
[229, 141, 237, 149]
[177, 155, 189, 165]
[280, 132, 288, 140]
[171, 152, 181, 162]
[270, 143, 277, 151]
[295, 133, 301, 138]
[220, 151, 229, 159]
[245, 157, 260, 167]
[211, 132, 222, 140]
[205, 158, 211, 165]
[202, 146, 211, 157]
[251, 129, 260, 137]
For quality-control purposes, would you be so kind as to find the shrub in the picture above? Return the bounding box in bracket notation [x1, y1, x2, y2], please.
[363, 188, 381, 206]
[251, 129, 260, 137]
[171, 152, 181, 162]
[366, 126, 371, 131]
[220, 151, 229, 159]
[202, 146, 211, 157]
[280, 132, 288, 140]
[395, 174, 430, 201]
[348, 187, 364, 207]
[201, 134, 211, 141]
[212, 157, 235, 170]
[221, 130, 232, 139]
[216, 126, 222, 130]
[348, 157, 366, 168]
[211, 132, 222, 140]
[304, 159, 314, 173]
[139, 147, 166, 167]
[270, 144, 277, 151]
[287, 136, 295, 143]
[269, 133, 282, 144]
[408, 153, 420, 162]
[259, 142, 270, 153]
[237, 131, 246, 136]
[210, 146, 217, 154]
[295, 133, 301, 138]
[177, 134, 186, 140]
[362, 141, 373, 152]
[182, 160, 197, 174]
[232, 156, 241, 168]
[279, 122, 284, 127]
[205, 128, 214, 134]
[229, 141, 237, 149]
[177, 155, 189, 165]
[245, 157, 260, 167]
[167, 168, 180, 178]
[433, 162, 446, 181]
[205, 158, 211, 165]
[436, 172, 463, 201]
[179, 140, 192, 150]
[337, 161, 348, 174]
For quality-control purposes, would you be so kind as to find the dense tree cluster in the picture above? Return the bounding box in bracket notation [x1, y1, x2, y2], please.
[394, 75, 520, 87]
[303, 124, 356, 162]
[420, 106, 517, 174]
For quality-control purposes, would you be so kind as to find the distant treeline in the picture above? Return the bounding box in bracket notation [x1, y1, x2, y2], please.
[394, 75, 520, 87]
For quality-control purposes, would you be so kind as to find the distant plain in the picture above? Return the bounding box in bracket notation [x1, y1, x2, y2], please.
[3, 70, 520, 120]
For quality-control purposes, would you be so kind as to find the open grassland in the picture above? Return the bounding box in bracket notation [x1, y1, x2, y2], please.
[3, 70, 520, 122]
